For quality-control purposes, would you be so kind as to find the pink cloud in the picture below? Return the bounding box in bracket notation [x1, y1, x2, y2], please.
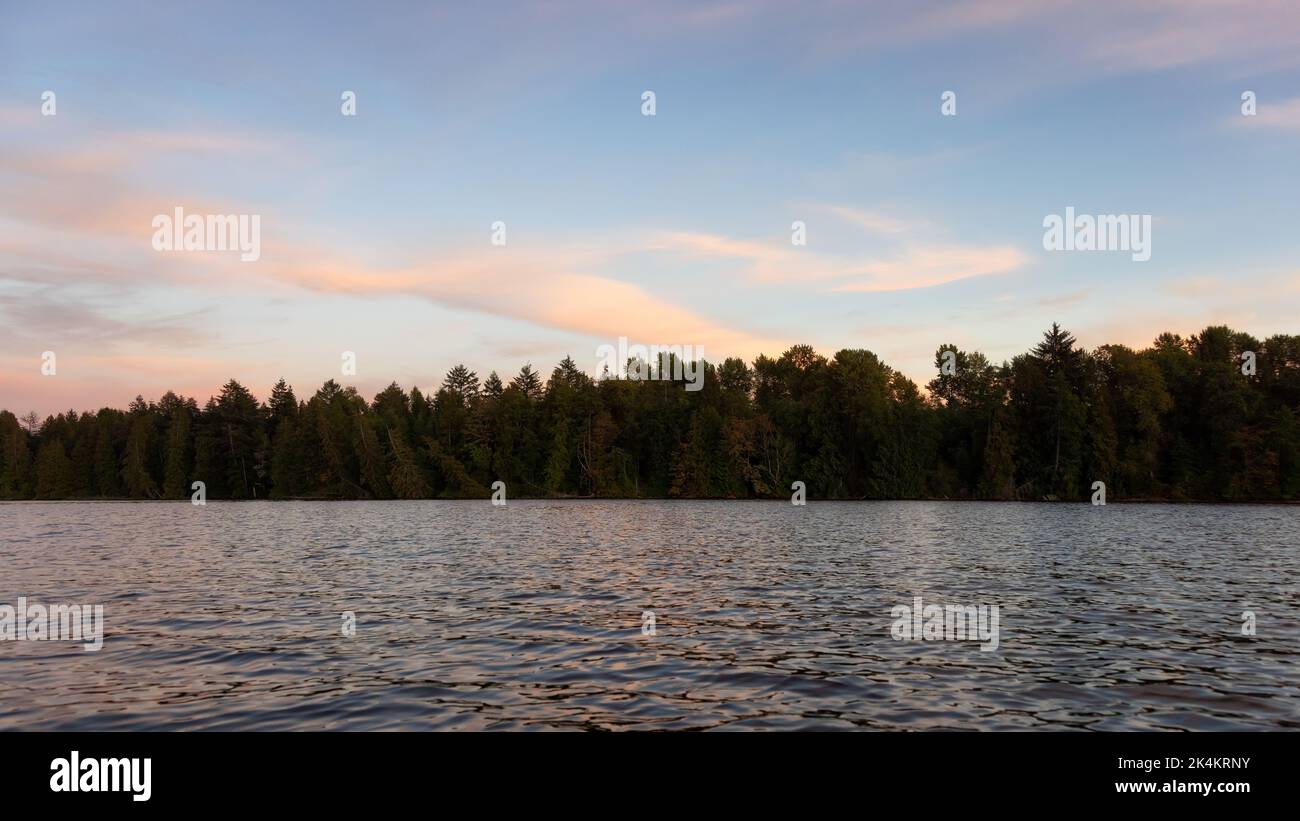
[832, 245, 1029, 292]
[1234, 95, 1300, 132]
[654, 229, 1028, 291]
[267, 243, 788, 361]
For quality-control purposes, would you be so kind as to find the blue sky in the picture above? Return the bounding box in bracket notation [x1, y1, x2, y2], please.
[2, 0, 1299, 413]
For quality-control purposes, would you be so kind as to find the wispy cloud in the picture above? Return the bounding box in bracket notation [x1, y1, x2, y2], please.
[654, 227, 1028, 291]
[809, 204, 913, 235]
[268, 243, 788, 359]
[809, 0, 1300, 73]
[1232, 95, 1300, 132]
[831, 245, 1028, 292]
[0, 286, 213, 350]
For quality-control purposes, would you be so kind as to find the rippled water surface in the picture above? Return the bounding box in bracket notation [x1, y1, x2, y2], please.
[1, 500, 1297, 730]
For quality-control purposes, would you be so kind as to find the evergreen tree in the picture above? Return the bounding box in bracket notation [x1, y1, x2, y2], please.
[442, 365, 480, 402]
[121, 404, 160, 499]
[510, 364, 543, 401]
[0, 410, 33, 498]
[214, 380, 262, 499]
[34, 438, 76, 498]
[161, 393, 196, 499]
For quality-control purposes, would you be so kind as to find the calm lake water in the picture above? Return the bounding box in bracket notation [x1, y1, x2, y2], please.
[1, 500, 1297, 731]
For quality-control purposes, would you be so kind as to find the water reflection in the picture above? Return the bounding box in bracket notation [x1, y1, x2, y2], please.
[1, 500, 1296, 730]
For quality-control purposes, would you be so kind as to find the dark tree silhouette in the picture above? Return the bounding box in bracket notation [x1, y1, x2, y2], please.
[4, 325, 1298, 502]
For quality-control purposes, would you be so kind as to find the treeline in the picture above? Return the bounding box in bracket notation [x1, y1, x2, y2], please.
[2, 324, 1298, 502]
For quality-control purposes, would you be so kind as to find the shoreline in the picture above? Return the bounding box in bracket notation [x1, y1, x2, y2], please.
[5, 496, 1298, 505]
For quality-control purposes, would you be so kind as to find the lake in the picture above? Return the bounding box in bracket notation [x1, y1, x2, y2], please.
[1, 500, 1296, 730]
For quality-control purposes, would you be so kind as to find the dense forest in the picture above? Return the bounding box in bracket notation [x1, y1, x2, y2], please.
[2, 324, 1298, 502]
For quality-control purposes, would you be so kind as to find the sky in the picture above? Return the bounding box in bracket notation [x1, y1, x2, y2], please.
[2, 0, 1299, 416]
